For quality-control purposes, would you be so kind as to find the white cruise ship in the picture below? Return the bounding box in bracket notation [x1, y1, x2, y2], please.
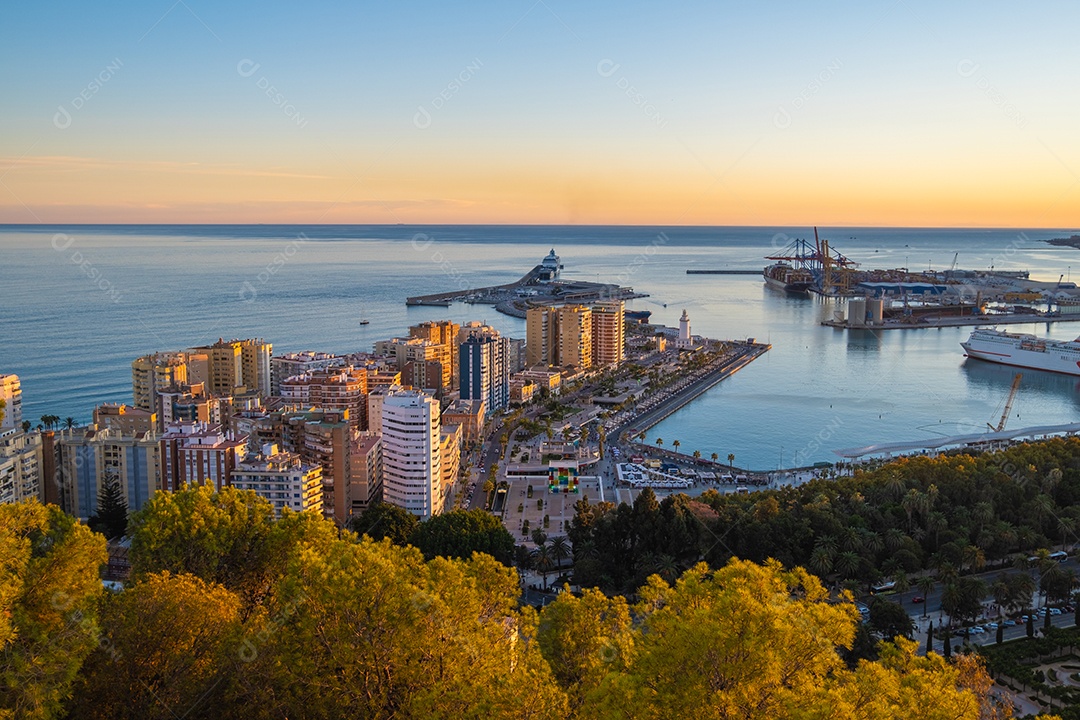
[961, 328, 1080, 376]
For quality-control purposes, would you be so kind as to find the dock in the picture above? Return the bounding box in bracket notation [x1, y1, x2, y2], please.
[686, 269, 760, 275]
[822, 312, 1080, 330]
[613, 342, 770, 444]
[406, 263, 647, 318]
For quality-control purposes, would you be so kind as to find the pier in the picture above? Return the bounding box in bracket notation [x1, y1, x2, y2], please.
[822, 312, 1080, 330]
[612, 342, 770, 454]
[686, 269, 760, 275]
[406, 262, 648, 318]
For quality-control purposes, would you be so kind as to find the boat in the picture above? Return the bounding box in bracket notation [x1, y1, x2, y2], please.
[961, 328, 1080, 376]
[359, 307, 370, 325]
[763, 262, 813, 293]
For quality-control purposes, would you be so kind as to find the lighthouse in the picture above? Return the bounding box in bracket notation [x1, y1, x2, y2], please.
[676, 309, 693, 349]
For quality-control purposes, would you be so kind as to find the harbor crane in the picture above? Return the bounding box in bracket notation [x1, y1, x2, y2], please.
[988, 373, 1022, 432]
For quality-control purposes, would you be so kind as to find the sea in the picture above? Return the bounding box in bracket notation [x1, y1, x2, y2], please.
[2, 224, 1079, 471]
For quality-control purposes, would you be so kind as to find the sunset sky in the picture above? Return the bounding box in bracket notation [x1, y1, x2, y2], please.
[2, 2, 1077, 227]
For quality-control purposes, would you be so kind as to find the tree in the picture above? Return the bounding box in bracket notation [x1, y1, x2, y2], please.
[71, 572, 243, 720]
[550, 536, 571, 572]
[655, 438, 663, 447]
[532, 543, 557, 590]
[408, 509, 515, 565]
[64, 417, 76, 433]
[238, 535, 568, 719]
[692, 450, 701, 459]
[711, 452, 718, 463]
[129, 484, 336, 609]
[351, 501, 419, 545]
[87, 479, 127, 540]
[0, 500, 107, 720]
[21, 420, 31, 433]
[727, 452, 735, 467]
[537, 588, 634, 711]
[671, 439, 680, 453]
[868, 597, 915, 641]
[582, 559, 988, 720]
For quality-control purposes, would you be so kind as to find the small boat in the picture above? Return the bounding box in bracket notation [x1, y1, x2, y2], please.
[359, 307, 370, 325]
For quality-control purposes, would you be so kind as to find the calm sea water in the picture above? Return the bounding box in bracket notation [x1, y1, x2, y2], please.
[2, 224, 1079, 469]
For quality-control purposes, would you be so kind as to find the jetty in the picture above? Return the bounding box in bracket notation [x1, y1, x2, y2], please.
[686, 269, 760, 275]
[406, 251, 647, 318]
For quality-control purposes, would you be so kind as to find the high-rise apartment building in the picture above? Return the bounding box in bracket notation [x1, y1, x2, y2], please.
[231, 444, 323, 516]
[0, 374, 23, 431]
[56, 427, 162, 519]
[131, 353, 189, 413]
[380, 389, 443, 520]
[349, 431, 382, 516]
[270, 351, 343, 395]
[189, 339, 272, 397]
[0, 429, 42, 504]
[526, 307, 558, 367]
[159, 422, 248, 491]
[590, 300, 625, 367]
[279, 367, 368, 429]
[556, 305, 592, 370]
[409, 320, 461, 384]
[459, 326, 510, 417]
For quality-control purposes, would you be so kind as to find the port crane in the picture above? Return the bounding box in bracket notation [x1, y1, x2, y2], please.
[765, 227, 857, 294]
[988, 373, 1022, 432]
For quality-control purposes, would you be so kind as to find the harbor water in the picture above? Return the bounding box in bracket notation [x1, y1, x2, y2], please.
[2, 224, 1079, 470]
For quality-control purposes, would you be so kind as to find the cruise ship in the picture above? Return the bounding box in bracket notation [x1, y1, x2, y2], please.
[961, 328, 1080, 376]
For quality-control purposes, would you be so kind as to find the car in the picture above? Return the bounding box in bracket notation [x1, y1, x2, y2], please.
[1050, 608, 1062, 616]
[971, 626, 986, 634]
[1003, 620, 1017, 627]
[911, 595, 925, 604]
[986, 622, 999, 630]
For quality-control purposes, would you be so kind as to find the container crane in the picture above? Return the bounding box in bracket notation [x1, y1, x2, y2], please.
[988, 373, 1022, 432]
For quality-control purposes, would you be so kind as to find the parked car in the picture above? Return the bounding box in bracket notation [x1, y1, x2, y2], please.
[1003, 620, 1017, 627]
[971, 626, 986, 634]
[911, 595, 925, 604]
[1050, 608, 1062, 616]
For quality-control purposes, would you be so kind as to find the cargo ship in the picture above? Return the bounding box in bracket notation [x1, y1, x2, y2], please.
[763, 262, 814, 293]
[961, 328, 1080, 376]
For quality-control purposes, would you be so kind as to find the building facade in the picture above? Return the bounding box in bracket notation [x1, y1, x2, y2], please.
[591, 300, 625, 367]
[231, 445, 323, 516]
[0, 374, 23, 431]
[56, 427, 162, 519]
[380, 390, 443, 520]
[459, 328, 510, 417]
[159, 422, 248, 491]
[0, 429, 42, 505]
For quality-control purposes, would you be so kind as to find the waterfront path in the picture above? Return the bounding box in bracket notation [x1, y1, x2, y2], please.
[609, 343, 770, 452]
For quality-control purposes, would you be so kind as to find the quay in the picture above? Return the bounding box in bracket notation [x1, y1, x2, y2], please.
[406, 260, 647, 318]
[686, 269, 760, 275]
[611, 342, 770, 457]
[822, 312, 1080, 330]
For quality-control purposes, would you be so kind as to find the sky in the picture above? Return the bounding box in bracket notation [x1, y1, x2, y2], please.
[1, 1, 1077, 227]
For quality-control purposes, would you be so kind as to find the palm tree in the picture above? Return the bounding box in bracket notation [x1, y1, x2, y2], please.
[809, 547, 834, 578]
[655, 438, 663, 447]
[671, 439, 680, 453]
[727, 453, 735, 468]
[916, 576, 936, 619]
[64, 417, 76, 434]
[893, 569, 911, 595]
[692, 450, 701, 459]
[20, 420, 31, 433]
[711, 452, 719, 463]
[531, 542, 556, 590]
[550, 536, 571, 571]
[835, 551, 861, 579]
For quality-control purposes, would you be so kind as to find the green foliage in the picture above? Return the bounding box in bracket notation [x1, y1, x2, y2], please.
[129, 484, 336, 608]
[87, 479, 127, 540]
[71, 572, 243, 720]
[350, 501, 420, 545]
[573, 437, 1080, 593]
[0, 501, 107, 720]
[868, 597, 915, 640]
[408, 508, 515, 565]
